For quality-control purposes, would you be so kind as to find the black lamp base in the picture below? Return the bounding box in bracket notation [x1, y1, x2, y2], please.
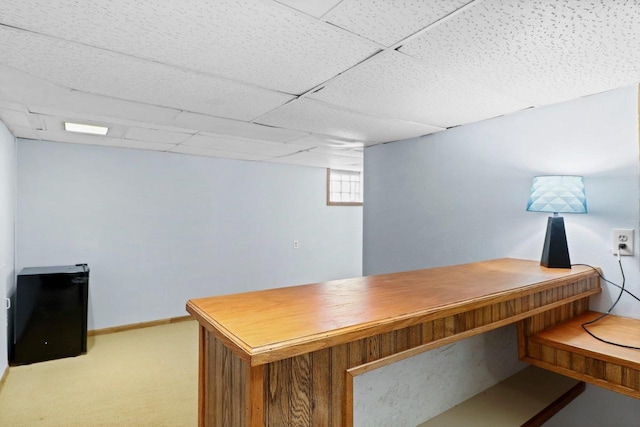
[541, 216, 571, 268]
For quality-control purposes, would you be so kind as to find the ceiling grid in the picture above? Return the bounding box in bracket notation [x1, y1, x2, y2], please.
[0, 0, 638, 171]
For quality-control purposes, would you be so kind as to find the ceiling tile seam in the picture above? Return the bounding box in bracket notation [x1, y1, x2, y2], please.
[386, 0, 482, 51]
[264, 0, 385, 47]
[249, 95, 304, 124]
[169, 109, 306, 138]
[121, 127, 197, 142]
[196, 130, 297, 145]
[0, 102, 29, 113]
[174, 130, 306, 150]
[295, 47, 388, 100]
[269, 146, 318, 159]
[282, 96, 448, 131]
[173, 132, 206, 148]
[321, 20, 390, 48]
[27, 112, 43, 130]
[271, 0, 345, 21]
[232, 121, 310, 143]
[276, 6, 387, 52]
[119, 137, 183, 147]
[17, 76, 181, 118]
[284, 132, 370, 146]
[0, 23, 298, 98]
[317, 0, 347, 20]
[250, 39, 483, 130]
[166, 145, 269, 161]
[248, 46, 390, 125]
[265, 149, 363, 166]
[21, 81, 291, 136]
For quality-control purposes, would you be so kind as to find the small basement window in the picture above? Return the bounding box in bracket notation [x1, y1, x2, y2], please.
[327, 169, 363, 206]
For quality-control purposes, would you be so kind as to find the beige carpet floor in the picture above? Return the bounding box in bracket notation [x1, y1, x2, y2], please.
[0, 320, 198, 426]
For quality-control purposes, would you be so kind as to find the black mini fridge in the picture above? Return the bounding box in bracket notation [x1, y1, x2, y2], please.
[9, 264, 89, 365]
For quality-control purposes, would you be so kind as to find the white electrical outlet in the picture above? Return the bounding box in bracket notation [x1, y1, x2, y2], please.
[293, 240, 299, 249]
[612, 229, 634, 256]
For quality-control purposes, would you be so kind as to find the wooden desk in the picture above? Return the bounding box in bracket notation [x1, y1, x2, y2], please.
[186, 258, 600, 426]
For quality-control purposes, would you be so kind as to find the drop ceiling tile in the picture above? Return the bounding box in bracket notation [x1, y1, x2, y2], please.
[0, 65, 73, 110]
[0, 0, 381, 94]
[0, 26, 294, 121]
[268, 150, 363, 171]
[309, 49, 532, 128]
[325, 0, 471, 46]
[35, 129, 176, 152]
[169, 145, 270, 162]
[173, 112, 307, 143]
[256, 98, 443, 143]
[287, 134, 366, 149]
[0, 102, 29, 113]
[275, 0, 343, 18]
[182, 133, 303, 157]
[399, 0, 640, 106]
[3, 110, 47, 132]
[311, 146, 363, 159]
[124, 127, 194, 144]
[0, 108, 32, 129]
[286, 134, 364, 158]
[60, 94, 182, 131]
[0, 65, 184, 128]
[10, 126, 39, 140]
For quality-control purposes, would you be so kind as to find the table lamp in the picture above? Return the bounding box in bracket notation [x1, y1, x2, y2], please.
[526, 175, 587, 268]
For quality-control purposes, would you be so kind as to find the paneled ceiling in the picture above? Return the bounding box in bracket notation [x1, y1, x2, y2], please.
[1, 0, 639, 171]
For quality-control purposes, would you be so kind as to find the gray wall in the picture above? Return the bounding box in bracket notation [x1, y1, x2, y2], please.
[0, 121, 15, 372]
[16, 140, 363, 330]
[361, 85, 639, 425]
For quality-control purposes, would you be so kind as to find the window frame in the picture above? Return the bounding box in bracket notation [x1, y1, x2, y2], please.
[326, 168, 363, 206]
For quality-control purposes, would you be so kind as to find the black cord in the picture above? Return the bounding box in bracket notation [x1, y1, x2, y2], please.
[572, 263, 640, 303]
[571, 258, 640, 350]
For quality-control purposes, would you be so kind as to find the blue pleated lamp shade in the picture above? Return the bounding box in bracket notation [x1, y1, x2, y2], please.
[526, 176, 587, 214]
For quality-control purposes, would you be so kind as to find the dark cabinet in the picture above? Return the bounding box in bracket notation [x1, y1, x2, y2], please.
[9, 264, 89, 365]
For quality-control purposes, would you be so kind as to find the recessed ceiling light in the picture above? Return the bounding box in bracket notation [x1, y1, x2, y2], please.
[64, 122, 109, 135]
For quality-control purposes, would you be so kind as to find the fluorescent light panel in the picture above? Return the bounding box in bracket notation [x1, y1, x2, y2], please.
[64, 122, 109, 135]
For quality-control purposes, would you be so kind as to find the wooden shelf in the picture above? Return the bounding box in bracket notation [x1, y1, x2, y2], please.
[520, 311, 640, 399]
[418, 366, 584, 427]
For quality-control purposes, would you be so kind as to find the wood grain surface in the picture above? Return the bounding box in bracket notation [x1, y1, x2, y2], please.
[187, 258, 599, 366]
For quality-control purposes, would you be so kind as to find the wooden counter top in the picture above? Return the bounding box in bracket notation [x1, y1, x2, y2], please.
[187, 258, 598, 366]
